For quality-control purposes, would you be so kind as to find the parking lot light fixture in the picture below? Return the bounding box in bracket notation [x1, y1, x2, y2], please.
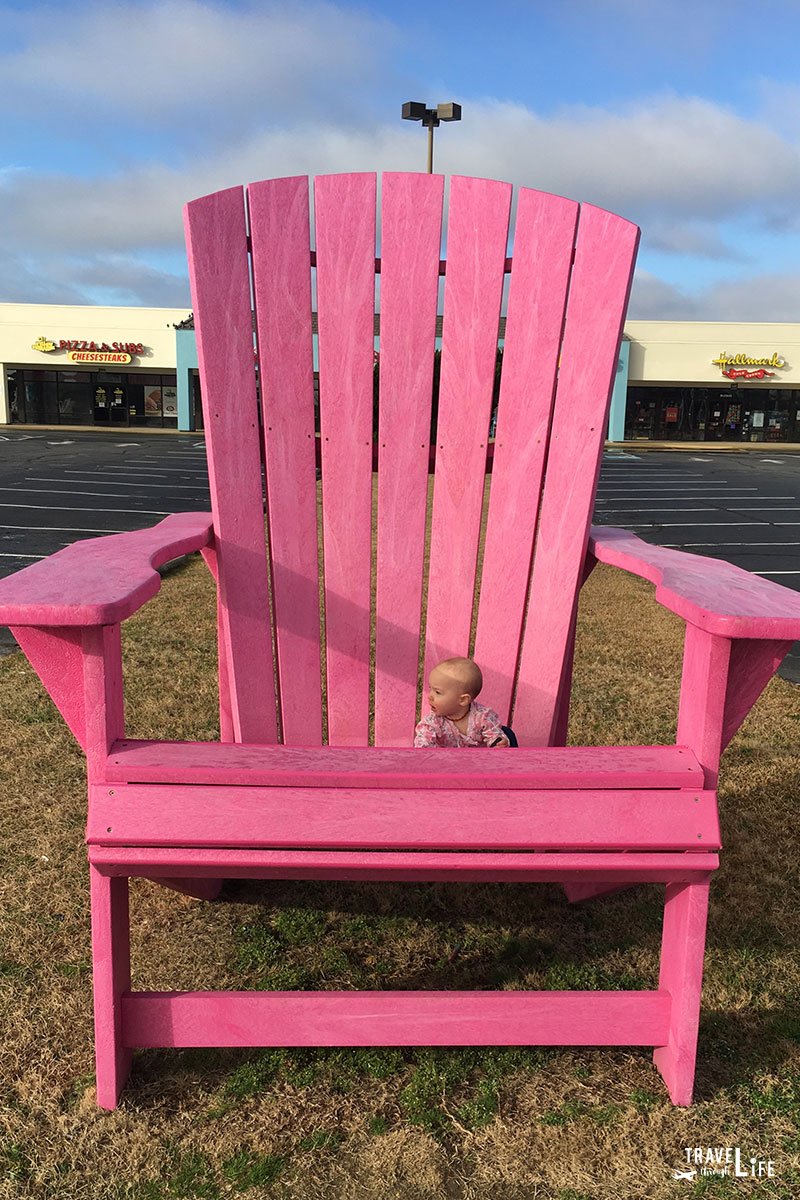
[402, 101, 462, 173]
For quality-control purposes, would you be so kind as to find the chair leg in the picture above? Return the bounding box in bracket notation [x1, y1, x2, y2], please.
[653, 878, 711, 1106]
[90, 866, 132, 1109]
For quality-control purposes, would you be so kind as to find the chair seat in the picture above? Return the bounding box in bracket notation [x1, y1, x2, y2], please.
[88, 779, 719, 854]
[105, 740, 705, 789]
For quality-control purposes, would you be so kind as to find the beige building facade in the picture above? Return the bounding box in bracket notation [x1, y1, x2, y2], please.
[3, 305, 800, 443]
[0, 303, 191, 428]
[620, 321, 800, 443]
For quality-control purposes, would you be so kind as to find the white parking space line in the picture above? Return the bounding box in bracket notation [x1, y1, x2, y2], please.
[28, 476, 210, 491]
[628, 521, 765, 528]
[595, 495, 795, 502]
[598, 475, 705, 480]
[95, 460, 209, 470]
[0, 503, 172, 514]
[757, 570, 800, 575]
[596, 496, 782, 503]
[0, 524, 115, 533]
[91, 467, 209, 476]
[0, 552, 45, 559]
[598, 507, 716, 514]
[597, 485, 759, 491]
[63, 467, 170, 477]
[600, 471, 704, 475]
[0, 486, 134, 499]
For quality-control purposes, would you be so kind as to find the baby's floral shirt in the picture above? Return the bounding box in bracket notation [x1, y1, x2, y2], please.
[414, 701, 506, 747]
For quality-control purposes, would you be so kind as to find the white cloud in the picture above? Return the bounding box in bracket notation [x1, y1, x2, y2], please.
[433, 96, 800, 225]
[3, 1, 800, 313]
[638, 221, 745, 262]
[0, 1, 401, 137]
[629, 267, 800, 322]
[628, 271, 701, 319]
[5, 92, 800, 256]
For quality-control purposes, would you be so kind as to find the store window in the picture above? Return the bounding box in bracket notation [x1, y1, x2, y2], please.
[625, 385, 800, 442]
[9, 369, 180, 427]
[59, 373, 94, 424]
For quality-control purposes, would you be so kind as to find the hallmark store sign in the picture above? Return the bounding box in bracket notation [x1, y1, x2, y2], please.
[712, 351, 788, 380]
[31, 335, 147, 363]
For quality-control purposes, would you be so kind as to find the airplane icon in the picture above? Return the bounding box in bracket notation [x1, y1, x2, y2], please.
[672, 1168, 697, 1181]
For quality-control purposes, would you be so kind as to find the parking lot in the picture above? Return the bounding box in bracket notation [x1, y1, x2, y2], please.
[595, 448, 800, 680]
[0, 431, 798, 681]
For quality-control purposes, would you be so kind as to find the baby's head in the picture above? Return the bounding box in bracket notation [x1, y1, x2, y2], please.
[427, 657, 483, 720]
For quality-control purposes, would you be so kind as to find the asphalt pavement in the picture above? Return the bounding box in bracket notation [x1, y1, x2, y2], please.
[0, 429, 211, 653]
[596, 448, 800, 682]
[0, 430, 798, 682]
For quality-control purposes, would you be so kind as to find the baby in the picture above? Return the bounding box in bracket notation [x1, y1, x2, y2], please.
[413, 657, 516, 748]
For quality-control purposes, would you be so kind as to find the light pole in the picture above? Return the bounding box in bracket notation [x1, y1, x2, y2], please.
[402, 102, 462, 173]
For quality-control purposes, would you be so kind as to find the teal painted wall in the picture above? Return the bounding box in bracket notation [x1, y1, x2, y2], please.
[176, 328, 198, 431]
[608, 339, 630, 443]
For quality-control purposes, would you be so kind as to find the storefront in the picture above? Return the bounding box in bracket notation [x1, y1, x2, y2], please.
[5, 307, 800, 443]
[9, 368, 181, 427]
[0, 303, 192, 429]
[616, 321, 800, 444]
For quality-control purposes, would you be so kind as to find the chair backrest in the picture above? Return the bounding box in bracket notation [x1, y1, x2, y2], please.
[184, 172, 639, 748]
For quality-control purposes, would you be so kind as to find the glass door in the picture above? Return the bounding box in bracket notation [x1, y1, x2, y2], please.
[93, 382, 111, 424]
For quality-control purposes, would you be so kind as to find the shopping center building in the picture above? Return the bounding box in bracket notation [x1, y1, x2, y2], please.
[3, 303, 800, 444]
[611, 321, 800, 444]
[0, 304, 200, 431]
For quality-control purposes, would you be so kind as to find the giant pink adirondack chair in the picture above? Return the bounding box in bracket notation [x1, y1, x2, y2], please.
[3, 172, 800, 1112]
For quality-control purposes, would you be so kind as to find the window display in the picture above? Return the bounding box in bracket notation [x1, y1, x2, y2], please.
[10, 371, 178, 427]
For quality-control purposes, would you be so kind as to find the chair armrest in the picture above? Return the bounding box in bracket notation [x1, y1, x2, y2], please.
[589, 524, 800, 639]
[0, 512, 213, 627]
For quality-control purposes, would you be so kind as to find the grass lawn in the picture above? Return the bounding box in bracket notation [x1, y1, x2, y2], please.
[1, 550, 799, 1199]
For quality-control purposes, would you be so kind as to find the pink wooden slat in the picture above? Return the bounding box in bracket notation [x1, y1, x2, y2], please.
[677, 626, 731, 789]
[83, 624, 124, 779]
[552, 551, 599, 748]
[248, 176, 322, 746]
[653, 879, 711, 1106]
[591, 525, 800, 638]
[122, 990, 671, 1048]
[184, 186, 277, 743]
[200, 541, 234, 742]
[10, 626, 86, 748]
[314, 173, 376, 745]
[374, 172, 444, 745]
[473, 189, 578, 721]
[88, 784, 720, 851]
[0, 513, 212, 625]
[515, 205, 640, 744]
[90, 868, 132, 1110]
[105, 740, 703, 789]
[424, 176, 512, 677]
[90, 845, 720, 884]
[721, 637, 794, 749]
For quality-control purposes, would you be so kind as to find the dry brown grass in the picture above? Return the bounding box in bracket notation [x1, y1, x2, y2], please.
[1, 554, 800, 1199]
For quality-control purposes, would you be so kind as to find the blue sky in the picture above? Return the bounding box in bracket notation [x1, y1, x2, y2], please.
[3, 0, 800, 318]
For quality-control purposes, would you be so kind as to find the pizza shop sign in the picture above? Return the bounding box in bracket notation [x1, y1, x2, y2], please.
[712, 351, 788, 380]
[31, 335, 147, 365]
